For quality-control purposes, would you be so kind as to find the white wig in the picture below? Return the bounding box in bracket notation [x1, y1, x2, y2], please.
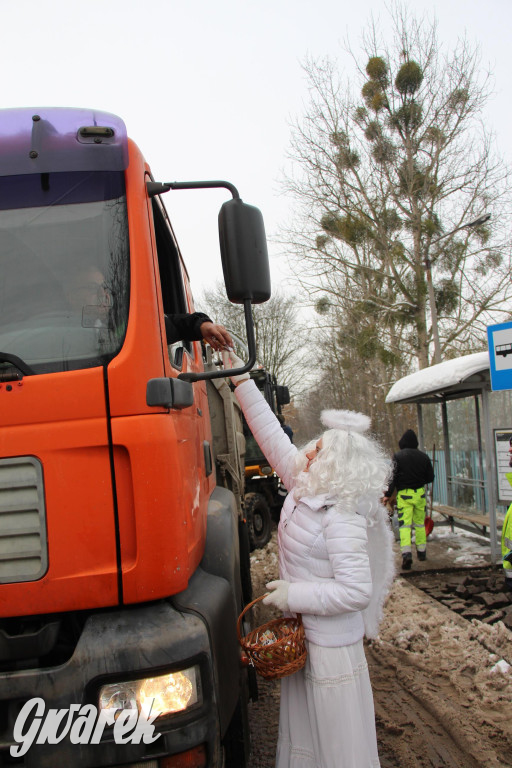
[293, 408, 391, 517]
[293, 408, 395, 638]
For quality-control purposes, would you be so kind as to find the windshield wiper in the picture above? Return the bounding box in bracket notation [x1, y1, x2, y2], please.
[0, 352, 35, 378]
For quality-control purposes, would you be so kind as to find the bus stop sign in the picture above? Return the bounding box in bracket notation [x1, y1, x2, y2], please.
[487, 321, 512, 391]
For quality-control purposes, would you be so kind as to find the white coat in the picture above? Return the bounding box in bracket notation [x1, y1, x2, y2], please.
[235, 379, 394, 647]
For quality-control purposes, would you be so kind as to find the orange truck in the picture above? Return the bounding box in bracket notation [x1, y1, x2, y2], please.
[0, 108, 270, 767]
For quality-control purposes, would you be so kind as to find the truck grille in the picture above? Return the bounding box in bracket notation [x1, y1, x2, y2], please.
[0, 457, 47, 583]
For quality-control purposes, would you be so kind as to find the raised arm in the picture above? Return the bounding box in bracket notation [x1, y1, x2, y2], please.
[226, 350, 298, 489]
[234, 378, 298, 491]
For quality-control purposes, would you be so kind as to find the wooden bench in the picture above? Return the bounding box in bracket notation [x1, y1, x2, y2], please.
[432, 503, 500, 538]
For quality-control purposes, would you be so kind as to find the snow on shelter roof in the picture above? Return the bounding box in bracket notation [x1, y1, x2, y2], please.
[385, 351, 490, 405]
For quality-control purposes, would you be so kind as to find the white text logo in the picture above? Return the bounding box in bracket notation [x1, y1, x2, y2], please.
[11, 697, 161, 757]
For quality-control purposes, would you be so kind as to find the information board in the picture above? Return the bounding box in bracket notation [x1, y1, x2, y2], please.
[494, 429, 512, 503]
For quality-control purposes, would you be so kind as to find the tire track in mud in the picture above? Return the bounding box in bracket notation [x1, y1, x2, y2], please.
[370, 576, 512, 768]
[368, 643, 489, 768]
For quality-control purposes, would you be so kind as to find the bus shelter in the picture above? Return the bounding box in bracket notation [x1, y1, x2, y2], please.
[385, 351, 505, 563]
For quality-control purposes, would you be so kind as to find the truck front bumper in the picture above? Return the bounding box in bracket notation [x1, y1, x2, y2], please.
[0, 568, 239, 767]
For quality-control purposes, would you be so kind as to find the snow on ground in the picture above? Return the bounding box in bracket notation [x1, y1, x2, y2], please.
[429, 523, 492, 565]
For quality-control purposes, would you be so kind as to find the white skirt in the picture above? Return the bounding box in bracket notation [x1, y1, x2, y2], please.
[276, 639, 380, 768]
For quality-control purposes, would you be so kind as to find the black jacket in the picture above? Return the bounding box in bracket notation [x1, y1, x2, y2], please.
[164, 312, 211, 344]
[386, 430, 434, 496]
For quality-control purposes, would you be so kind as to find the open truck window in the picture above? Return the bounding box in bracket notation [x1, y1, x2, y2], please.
[151, 195, 193, 365]
[0, 170, 130, 374]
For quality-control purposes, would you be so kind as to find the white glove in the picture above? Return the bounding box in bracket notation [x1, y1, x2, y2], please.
[262, 580, 290, 611]
[222, 350, 250, 385]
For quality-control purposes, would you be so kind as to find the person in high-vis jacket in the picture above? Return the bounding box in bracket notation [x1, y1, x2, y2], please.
[502, 437, 512, 594]
[502, 503, 512, 594]
[383, 429, 434, 570]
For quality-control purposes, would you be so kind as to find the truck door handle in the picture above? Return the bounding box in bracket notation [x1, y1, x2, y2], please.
[146, 378, 193, 409]
[204, 441, 212, 476]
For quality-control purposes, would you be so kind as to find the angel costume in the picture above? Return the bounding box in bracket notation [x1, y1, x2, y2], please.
[235, 380, 394, 768]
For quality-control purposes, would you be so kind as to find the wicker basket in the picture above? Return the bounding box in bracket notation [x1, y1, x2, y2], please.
[237, 595, 307, 680]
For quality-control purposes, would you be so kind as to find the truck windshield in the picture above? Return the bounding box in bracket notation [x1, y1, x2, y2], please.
[244, 429, 265, 465]
[0, 171, 129, 374]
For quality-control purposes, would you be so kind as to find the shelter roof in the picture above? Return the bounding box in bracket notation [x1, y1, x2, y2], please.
[385, 351, 490, 405]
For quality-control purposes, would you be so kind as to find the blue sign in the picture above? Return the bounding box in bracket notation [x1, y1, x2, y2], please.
[487, 321, 512, 390]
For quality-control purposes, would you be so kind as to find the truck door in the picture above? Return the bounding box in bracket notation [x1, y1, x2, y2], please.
[148, 193, 212, 572]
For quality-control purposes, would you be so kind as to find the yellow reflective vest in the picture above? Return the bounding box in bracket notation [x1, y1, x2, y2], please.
[502, 502, 512, 574]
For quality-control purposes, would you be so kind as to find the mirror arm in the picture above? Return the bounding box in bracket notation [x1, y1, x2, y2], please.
[146, 178, 266, 382]
[146, 180, 240, 199]
[178, 299, 256, 382]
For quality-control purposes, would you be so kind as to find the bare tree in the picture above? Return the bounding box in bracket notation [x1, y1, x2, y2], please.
[287, 302, 415, 451]
[283, 7, 512, 370]
[198, 283, 309, 395]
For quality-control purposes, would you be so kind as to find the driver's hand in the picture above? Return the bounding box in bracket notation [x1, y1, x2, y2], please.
[199, 322, 233, 351]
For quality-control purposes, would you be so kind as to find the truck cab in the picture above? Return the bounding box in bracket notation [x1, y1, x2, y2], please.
[0, 108, 270, 768]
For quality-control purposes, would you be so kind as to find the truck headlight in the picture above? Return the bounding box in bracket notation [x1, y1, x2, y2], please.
[98, 665, 201, 720]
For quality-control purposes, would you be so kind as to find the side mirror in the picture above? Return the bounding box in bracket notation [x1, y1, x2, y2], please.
[147, 181, 271, 305]
[147, 178, 271, 382]
[276, 385, 290, 407]
[218, 198, 271, 304]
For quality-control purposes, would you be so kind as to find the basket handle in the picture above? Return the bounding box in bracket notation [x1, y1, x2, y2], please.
[236, 594, 268, 643]
[236, 594, 302, 644]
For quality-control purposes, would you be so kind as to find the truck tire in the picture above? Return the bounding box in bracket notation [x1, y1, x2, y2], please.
[245, 492, 272, 550]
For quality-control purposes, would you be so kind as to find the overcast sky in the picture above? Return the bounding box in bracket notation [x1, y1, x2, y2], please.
[1, 0, 510, 310]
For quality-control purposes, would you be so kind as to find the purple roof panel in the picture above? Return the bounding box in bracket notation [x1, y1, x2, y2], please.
[0, 107, 128, 176]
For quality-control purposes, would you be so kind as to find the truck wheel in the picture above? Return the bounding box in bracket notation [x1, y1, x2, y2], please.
[245, 492, 272, 550]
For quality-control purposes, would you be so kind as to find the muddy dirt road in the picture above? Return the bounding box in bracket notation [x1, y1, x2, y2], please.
[248, 529, 512, 768]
